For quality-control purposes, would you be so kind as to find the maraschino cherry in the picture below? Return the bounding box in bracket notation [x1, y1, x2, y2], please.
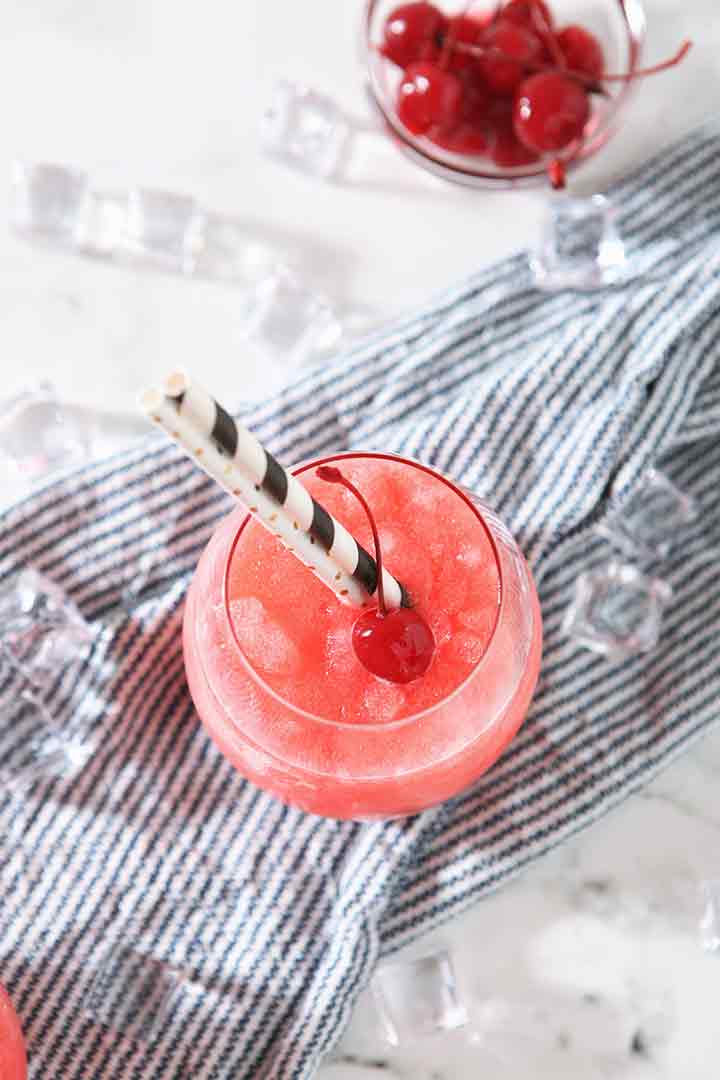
[487, 101, 540, 166]
[397, 61, 463, 134]
[479, 20, 544, 96]
[317, 466, 435, 685]
[556, 24, 605, 79]
[502, 0, 553, 30]
[513, 40, 691, 154]
[513, 71, 589, 152]
[445, 13, 488, 73]
[381, 1, 448, 67]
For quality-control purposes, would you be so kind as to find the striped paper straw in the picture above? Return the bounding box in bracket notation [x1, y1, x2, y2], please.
[139, 371, 409, 610]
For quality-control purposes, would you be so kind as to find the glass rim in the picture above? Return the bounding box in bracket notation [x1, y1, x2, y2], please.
[220, 450, 508, 732]
[361, 0, 647, 189]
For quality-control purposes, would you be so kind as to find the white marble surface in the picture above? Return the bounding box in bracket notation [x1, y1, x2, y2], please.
[325, 735, 720, 1079]
[1, 1, 720, 1077]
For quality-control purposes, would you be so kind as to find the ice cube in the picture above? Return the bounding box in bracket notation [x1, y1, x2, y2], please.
[124, 188, 205, 273]
[74, 189, 129, 257]
[10, 160, 89, 245]
[372, 949, 468, 1046]
[230, 596, 301, 675]
[260, 81, 351, 180]
[405, 479, 444, 517]
[0, 567, 92, 689]
[436, 568, 468, 616]
[531, 194, 627, 291]
[377, 527, 403, 559]
[458, 606, 497, 639]
[428, 610, 453, 646]
[239, 265, 343, 365]
[119, 548, 174, 609]
[446, 630, 486, 666]
[562, 562, 672, 660]
[325, 624, 357, 676]
[379, 529, 433, 606]
[86, 944, 188, 1044]
[359, 682, 406, 724]
[0, 381, 91, 494]
[597, 469, 698, 562]
[428, 539, 445, 564]
[456, 540, 486, 570]
[0, 684, 92, 787]
[192, 216, 286, 284]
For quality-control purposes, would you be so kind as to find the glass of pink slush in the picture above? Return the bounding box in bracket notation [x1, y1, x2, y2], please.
[0, 983, 27, 1080]
[184, 453, 542, 819]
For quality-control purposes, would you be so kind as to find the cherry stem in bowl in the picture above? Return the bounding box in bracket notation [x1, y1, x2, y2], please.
[438, 0, 479, 70]
[596, 39, 691, 81]
[451, 38, 691, 94]
[530, 2, 564, 67]
[451, 40, 609, 95]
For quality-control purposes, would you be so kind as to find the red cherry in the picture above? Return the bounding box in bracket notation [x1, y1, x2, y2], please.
[429, 68, 489, 154]
[502, 0, 553, 29]
[430, 122, 488, 155]
[381, 2, 448, 68]
[353, 606, 435, 684]
[459, 68, 492, 121]
[397, 62, 463, 135]
[468, 7, 496, 34]
[317, 465, 436, 685]
[514, 72, 590, 152]
[557, 25, 605, 79]
[487, 103, 540, 166]
[445, 13, 486, 73]
[504, 0, 564, 67]
[479, 20, 544, 96]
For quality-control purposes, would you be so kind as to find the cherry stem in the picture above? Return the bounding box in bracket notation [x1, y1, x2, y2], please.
[438, 0, 477, 70]
[451, 40, 609, 94]
[316, 466, 387, 616]
[450, 38, 691, 94]
[597, 39, 691, 81]
[438, 19, 457, 69]
[530, 2, 564, 68]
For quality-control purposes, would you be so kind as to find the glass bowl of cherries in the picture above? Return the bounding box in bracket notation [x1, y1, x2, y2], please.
[364, 0, 657, 187]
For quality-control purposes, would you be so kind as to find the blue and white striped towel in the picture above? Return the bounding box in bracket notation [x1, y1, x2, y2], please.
[1, 124, 719, 1079]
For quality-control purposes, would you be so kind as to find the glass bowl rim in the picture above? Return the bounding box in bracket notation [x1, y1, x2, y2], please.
[361, 0, 648, 188]
[219, 450, 514, 733]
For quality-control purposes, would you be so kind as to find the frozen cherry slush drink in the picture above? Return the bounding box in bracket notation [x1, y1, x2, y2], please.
[0, 982, 27, 1080]
[184, 453, 541, 819]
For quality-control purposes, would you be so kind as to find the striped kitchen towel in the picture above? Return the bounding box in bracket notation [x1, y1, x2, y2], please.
[1, 123, 719, 1079]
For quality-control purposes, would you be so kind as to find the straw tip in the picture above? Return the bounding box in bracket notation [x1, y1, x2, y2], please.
[138, 387, 164, 415]
[163, 370, 191, 398]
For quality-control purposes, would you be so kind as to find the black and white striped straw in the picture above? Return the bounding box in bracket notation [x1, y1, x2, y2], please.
[139, 371, 409, 609]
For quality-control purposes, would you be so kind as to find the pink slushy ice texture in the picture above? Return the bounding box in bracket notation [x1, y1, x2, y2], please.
[0, 983, 27, 1080]
[184, 454, 542, 818]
